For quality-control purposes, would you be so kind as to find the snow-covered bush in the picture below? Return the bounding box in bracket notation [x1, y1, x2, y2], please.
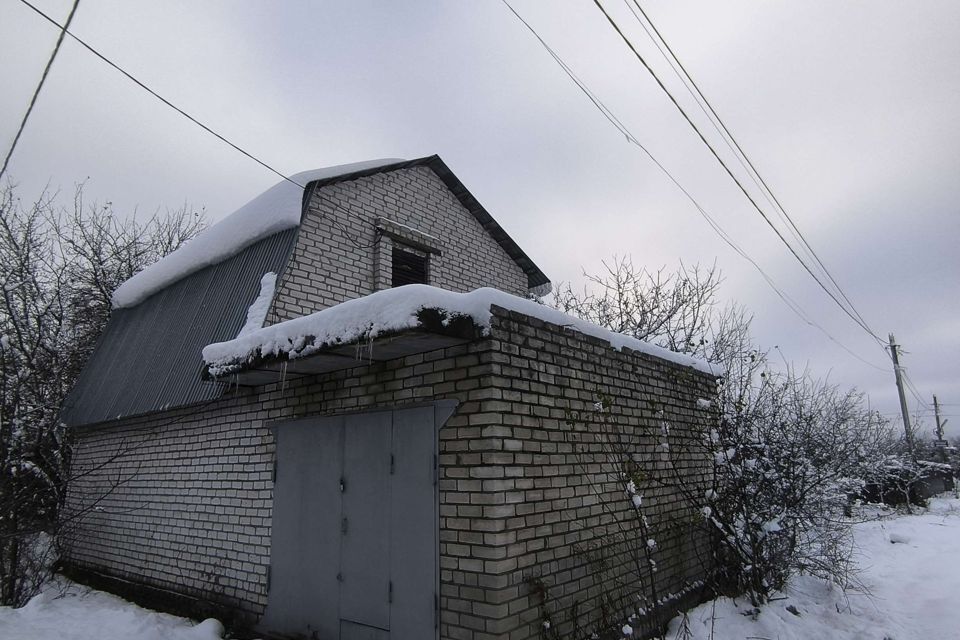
[553, 256, 893, 617]
[858, 437, 955, 511]
[699, 361, 889, 604]
[0, 183, 203, 606]
[553, 257, 720, 360]
[861, 453, 927, 509]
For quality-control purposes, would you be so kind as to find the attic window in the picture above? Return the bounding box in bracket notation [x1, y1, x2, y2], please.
[392, 246, 428, 287]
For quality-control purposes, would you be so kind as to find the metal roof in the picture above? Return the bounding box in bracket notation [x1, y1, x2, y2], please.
[62, 156, 548, 427]
[61, 229, 298, 427]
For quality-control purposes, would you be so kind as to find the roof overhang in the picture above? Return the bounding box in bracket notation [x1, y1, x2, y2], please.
[203, 307, 486, 387]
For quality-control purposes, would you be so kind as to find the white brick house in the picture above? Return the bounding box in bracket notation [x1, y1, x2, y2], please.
[61, 156, 716, 640]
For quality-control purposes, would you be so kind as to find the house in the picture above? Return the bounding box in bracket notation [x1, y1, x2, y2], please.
[61, 156, 718, 639]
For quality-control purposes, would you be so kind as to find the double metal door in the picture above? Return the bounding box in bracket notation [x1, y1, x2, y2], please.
[261, 402, 455, 639]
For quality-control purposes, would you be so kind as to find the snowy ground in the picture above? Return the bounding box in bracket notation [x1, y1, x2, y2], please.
[667, 494, 960, 640]
[2, 496, 957, 639]
[0, 578, 224, 640]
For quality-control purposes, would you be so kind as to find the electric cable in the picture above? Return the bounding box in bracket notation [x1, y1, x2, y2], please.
[592, 0, 886, 348]
[1, 0, 81, 181]
[622, 0, 876, 341]
[501, 0, 888, 372]
[18, 0, 293, 188]
[16, 0, 382, 251]
[902, 371, 933, 411]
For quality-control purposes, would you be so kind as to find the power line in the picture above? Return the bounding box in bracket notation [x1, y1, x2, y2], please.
[591, 0, 886, 348]
[16, 0, 383, 252]
[1, 0, 81, 182]
[500, 1, 641, 146]
[501, 0, 888, 372]
[889, 338, 933, 411]
[17, 0, 296, 189]
[17, 0, 902, 378]
[621, 0, 879, 343]
[902, 370, 933, 411]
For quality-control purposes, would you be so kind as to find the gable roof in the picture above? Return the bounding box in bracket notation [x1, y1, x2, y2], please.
[64, 156, 549, 427]
[113, 155, 549, 308]
[296, 156, 550, 291]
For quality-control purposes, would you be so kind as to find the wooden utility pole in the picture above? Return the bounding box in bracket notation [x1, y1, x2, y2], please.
[888, 333, 915, 455]
[934, 395, 946, 441]
[933, 394, 949, 462]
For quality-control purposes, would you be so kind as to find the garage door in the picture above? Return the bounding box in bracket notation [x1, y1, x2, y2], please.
[259, 401, 456, 639]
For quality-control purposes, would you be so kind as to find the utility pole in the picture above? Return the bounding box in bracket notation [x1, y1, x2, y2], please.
[934, 395, 945, 441]
[933, 394, 950, 462]
[888, 333, 915, 456]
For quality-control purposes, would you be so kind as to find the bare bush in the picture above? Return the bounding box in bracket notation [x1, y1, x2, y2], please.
[0, 182, 204, 606]
[705, 363, 890, 603]
[554, 258, 721, 359]
[552, 256, 894, 621]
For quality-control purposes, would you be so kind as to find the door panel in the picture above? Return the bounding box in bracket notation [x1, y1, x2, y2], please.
[390, 405, 438, 638]
[340, 411, 393, 630]
[261, 417, 343, 638]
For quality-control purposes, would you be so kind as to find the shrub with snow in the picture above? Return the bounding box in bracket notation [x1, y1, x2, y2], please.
[0, 184, 204, 606]
[698, 364, 890, 604]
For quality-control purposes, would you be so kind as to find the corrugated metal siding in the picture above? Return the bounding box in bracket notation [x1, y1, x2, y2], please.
[61, 229, 298, 427]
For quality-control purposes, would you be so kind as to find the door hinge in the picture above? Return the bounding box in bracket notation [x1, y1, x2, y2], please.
[272, 459, 277, 482]
[390, 454, 395, 475]
[266, 565, 271, 591]
[433, 454, 438, 486]
[434, 591, 439, 628]
[336, 572, 343, 583]
[339, 476, 346, 492]
[341, 517, 348, 535]
[388, 580, 393, 603]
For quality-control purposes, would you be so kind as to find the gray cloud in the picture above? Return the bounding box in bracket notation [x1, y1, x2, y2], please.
[1, 0, 957, 435]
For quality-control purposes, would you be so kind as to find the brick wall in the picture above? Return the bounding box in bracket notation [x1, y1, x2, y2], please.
[62, 337, 504, 629]
[63, 307, 716, 638]
[448, 309, 717, 639]
[61, 393, 276, 623]
[267, 166, 530, 323]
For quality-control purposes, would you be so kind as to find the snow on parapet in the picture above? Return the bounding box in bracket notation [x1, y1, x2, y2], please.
[111, 159, 405, 309]
[201, 285, 718, 377]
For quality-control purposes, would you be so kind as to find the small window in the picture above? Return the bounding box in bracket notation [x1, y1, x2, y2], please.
[392, 246, 428, 287]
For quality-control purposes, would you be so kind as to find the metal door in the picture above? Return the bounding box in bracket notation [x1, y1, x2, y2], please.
[260, 415, 343, 638]
[260, 401, 456, 639]
[340, 410, 392, 634]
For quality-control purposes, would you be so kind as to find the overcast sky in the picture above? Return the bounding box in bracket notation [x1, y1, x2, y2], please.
[2, 1, 958, 436]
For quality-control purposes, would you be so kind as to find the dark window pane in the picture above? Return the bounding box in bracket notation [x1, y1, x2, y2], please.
[392, 247, 427, 286]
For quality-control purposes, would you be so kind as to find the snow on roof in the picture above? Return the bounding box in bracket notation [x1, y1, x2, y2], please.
[201, 285, 718, 377]
[111, 159, 405, 309]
